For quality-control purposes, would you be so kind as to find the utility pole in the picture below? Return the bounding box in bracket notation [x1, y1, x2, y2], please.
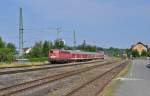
[19, 7, 24, 58]
[73, 30, 76, 50]
[83, 40, 86, 50]
[56, 27, 61, 40]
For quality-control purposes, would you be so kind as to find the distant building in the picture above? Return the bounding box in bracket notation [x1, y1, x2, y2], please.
[23, 48, 32, 54]
[16, 48, 32, 54]
[131, 42, 148, 54]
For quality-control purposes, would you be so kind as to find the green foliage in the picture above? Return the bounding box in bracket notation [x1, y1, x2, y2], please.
[147, 51, 150, 57]
[104, 47, 122, 57]
[7, 43, 16, 53]
[64, 45, 73, 50]
[0, 37, 16, 63]
[0, 37, 5, 48]
[54, 39, 64, 49]
[0, 48, 14, 63]
[30, 41, 43, 57]
[76, 44, 97, 52]
[84, 45, 97, 52]
[29, 57, 48, 62]
[26, 41, 53, 58]
[43, 41, 53, 56]
[76, 40, 97, 52]
[97, 47, 104, 51]
[125, 48, 132, 58]
[141, 50, 148, 57]
[131, 50, 140, 57]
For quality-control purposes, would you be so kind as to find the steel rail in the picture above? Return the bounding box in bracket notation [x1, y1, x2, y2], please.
[0, 60, 119, 96]
[0, 60, 105, 75]
[65, 61, 128, 96]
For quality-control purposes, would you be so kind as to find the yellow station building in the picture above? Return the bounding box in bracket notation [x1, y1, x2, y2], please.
[131, 42, 148, 55]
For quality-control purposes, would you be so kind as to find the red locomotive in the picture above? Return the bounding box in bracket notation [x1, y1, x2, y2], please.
[48, 49, 104, 63]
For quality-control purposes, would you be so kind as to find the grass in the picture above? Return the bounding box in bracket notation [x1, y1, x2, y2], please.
[29, 57, 49, 62]
[0, 61, 49, 68]
[0, 57, 49, 68]
[99, 60, 132, 96]
[0, 58, 103, 68]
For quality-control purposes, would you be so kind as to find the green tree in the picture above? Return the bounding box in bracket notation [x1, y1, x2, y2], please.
[132, 50, 140, 57]
[104, 47, 121, 57]
[29, 41, 43, 57]
[43, 41, 53, 56]
[76, 40, 97, 52]
[54, 39, 64, 49]
[147, 51, 150, 57]
[141, 50, 148, 57]
[0, 37, 17, 62]
[0, 48, 14, 62]
[7, 43, 16, 53]
[84, 45, 97, 52]
[64, 45, 73, 50]
[0, 37, 5, 48]
[97, 47, 104, 51]
[125, 48, 132, 58]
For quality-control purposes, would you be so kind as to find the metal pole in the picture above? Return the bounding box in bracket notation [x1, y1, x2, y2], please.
[19, 7, 24, 60]
[73, 30, 76, 50]
[83, 40, 86, 50]
[56, 27, 59, 40]
[56, 27, 61, 40]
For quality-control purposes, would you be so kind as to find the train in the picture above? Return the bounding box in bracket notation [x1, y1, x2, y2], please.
[48, 49, 104, 63]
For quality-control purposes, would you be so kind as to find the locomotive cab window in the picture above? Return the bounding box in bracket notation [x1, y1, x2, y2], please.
[50, 50, 53, 53]
[50, 50, 60, 54]
[53, 50, 60, 54]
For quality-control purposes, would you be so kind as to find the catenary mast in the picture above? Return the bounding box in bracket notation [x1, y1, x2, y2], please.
[19, 7, 24, 57]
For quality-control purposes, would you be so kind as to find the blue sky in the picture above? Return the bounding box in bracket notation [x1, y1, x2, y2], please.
[0, 0, 150, 48]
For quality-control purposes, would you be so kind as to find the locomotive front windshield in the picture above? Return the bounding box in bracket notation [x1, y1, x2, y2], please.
[50, 50, 53, 53]
[50, 50, 60, 54]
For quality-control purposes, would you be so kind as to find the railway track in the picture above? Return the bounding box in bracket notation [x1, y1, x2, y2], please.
[65, 61, 128, 96]
[0, 60, 121, 96]
[0, 60, 106, 75]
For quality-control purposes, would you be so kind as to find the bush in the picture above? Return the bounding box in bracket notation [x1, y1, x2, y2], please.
[0, 48, 14, 63]
[131, 50, 140, 57]
[29, 57, 48, 62]
[141, 50, 148, 57]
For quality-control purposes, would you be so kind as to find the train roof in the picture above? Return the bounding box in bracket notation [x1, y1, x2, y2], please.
[67, 50, 98, 54]
[50, 49, 104, 55]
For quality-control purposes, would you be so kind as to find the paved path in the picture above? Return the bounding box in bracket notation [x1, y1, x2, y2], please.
[113, 59, 150, 96]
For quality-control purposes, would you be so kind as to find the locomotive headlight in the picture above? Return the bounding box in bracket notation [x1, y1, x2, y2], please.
[51, 56, 56, 58]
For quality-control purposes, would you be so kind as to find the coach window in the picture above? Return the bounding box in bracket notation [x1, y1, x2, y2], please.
[61, 51, 67, 54]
